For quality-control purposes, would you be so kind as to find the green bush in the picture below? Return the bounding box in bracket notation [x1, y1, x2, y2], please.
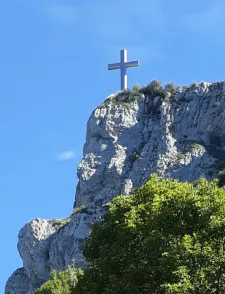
[72, 205, 87, 215]
[35, 263, 83, 294]
[131, 83, 141, 99]
[132, 83, 141, 92]
[141, 80, 166, 98]
[50, 218, 71, 228]
[164, 82, 178, 96]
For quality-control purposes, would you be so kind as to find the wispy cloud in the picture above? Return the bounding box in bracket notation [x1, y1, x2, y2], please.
[186, 1, 225, 34]
[56, 150, 76, 161]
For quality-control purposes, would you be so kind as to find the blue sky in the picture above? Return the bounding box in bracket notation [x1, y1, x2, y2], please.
[1, 0, 225, 291]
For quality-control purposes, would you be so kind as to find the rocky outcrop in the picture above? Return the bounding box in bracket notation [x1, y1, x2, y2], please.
[6, 81, 225, 293]
[5, 268, 33, 294]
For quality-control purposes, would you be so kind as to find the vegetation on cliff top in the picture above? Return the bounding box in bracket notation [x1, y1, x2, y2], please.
[35, 174, 225, 294]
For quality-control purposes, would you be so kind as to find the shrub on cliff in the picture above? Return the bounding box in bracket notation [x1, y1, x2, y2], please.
[164, 82, 178, 96]
[131, 83, 141, 99]
[140, 80, 166, 98]
[35, 264, 83, 294]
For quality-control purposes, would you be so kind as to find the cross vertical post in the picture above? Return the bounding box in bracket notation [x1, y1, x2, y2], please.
[108, 49, 140, 90]
[120, 49, 127, 90]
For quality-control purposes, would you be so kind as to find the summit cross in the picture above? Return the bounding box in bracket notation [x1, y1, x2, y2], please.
[108, 49, 140, 90]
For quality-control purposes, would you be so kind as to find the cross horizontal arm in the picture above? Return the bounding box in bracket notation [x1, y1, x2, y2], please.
[108, 63, 121, 70]
[125, 60, 140, 68]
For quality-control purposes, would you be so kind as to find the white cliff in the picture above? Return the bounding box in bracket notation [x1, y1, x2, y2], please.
[5, 81, 225, 293]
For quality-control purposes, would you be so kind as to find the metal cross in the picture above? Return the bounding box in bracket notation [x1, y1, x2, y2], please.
[108, 49, 140, 90]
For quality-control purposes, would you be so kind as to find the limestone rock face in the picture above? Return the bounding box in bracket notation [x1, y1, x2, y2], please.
[5, 81, 225, 293]
[74, 82, 221, 208]
[5, 268, 33, 294]
[17, 218, 58, 288]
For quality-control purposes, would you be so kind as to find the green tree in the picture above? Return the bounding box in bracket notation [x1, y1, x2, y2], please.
[35, 264, 83, 294]
[74, 175, 225, 294]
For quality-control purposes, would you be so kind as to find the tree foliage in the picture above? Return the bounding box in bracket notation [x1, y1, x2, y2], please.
[35, 264, 83, 294]
[74, 175, 225, 294]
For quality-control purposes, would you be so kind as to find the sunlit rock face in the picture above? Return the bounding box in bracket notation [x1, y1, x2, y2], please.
[6, 81, 225, 293]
